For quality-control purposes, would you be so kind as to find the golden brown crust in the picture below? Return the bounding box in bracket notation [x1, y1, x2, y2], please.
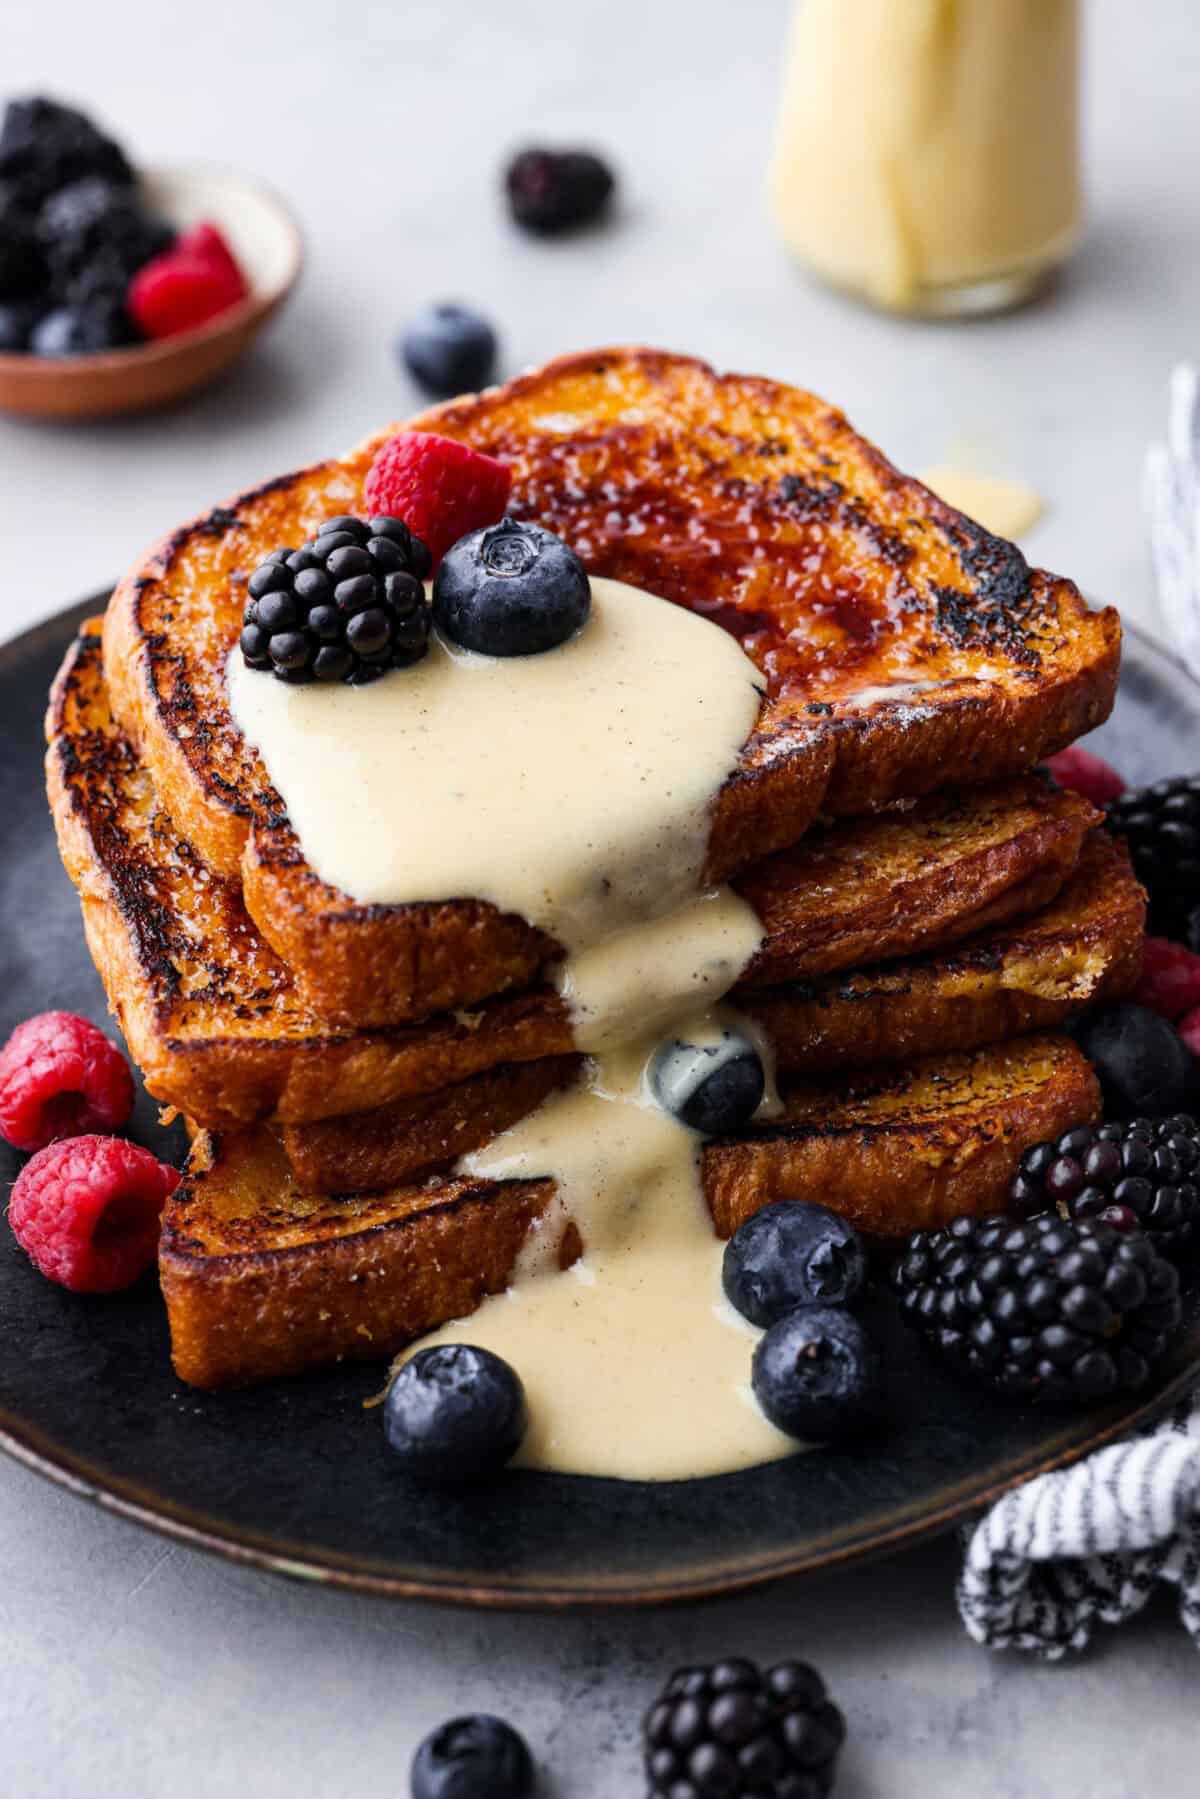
[704, 1035, 1101, 1242]
[159, 1131, 559, 1389]
[102, 347, 1120, 1026]
[282, 1055, 582, 1193]
[162, 1034, 1099, 1387]
[737, 778, 1097, 987]
[50, 630, 1100, 1129]
[753, 834, 1144, 1073]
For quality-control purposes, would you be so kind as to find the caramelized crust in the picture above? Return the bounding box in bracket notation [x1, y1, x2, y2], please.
[282, 1056, 582, 1193]
[754, 833, 1144, 1072]
[704, 1035, 1100, 1243]
[737, 777, 1097, 986]
[160, 1131, 558, 1389]
[48, 630, 1099, 1130]
[162, 1033, 1099, 1387]
[102, 347, 1120, 1026]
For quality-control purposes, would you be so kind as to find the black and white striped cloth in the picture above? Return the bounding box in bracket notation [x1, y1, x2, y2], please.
[958, 1390, 1200, 1657]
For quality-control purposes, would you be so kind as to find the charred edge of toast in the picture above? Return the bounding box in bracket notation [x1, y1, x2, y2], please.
[103, 349, 1121, 968]
[765, 832, 1144, 1007]
[48, 629, 347, 1045]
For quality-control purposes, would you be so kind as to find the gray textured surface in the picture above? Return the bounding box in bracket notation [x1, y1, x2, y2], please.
[2, 2, 1200, 1794]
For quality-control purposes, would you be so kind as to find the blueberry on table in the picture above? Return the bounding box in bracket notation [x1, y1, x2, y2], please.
[723, 1201, 867, 1327]
[752, 1306, 881, 1442]
[411, 1714, 534, 1799]
[384, 1343, 527, 1485]
[1072, 1001, 1198, 1119]
[650, 1031, 766, 1135]
[400, 301, 497, 399]
[433, 519, 590, 657]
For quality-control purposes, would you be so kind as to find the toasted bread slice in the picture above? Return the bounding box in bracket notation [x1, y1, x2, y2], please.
[704, 1034, 1100, 1244]
[103, 348, 1120, 1026]
[754, 833, 1145, 1073]
[49, 628, 1097, 1129]
[159, 1129, 559, 1390]
[162, 1033, 1098, 1387]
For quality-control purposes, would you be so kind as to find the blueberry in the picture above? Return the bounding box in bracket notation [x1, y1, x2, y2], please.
[383, 1343, 526, 1485]
[29, 306, 87, 356]
[751, 1306, 881, 1442]
[1073, 1003, 1197, 1118]
[401, 301, 497, 400]
[410, 1714, 534, 1799]
[722, 1202, 866, 1327]
[650, 1031, 765, 1135]
[433, 520, 590, 657]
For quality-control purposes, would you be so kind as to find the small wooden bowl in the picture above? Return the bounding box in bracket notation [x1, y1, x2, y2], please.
[0, 166, 304, 420]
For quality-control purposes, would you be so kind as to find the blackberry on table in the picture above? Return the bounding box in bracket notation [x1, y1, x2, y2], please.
[240, 514, 432, 685]
[504, 146, 615, 234]
[644, 1659, 845, 1799]
[1107, 775, 1200, 939]
[1010, 1115, 1200, 1261]
[893, 1213, 1182, 1404]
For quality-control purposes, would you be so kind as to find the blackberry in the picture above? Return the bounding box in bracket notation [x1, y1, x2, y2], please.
[644, 1659, 845, 1799]
[0, 301, 37, 352]
[0, 189, 45, 301]
[893, 1213, 1182, 1404]
[504, 147, 615, 235]
[37, 176, 173, 295]
[1107, 775, 1200, 938]
[0, 97, 133, 209]
[1009, 1115, 1200, 1260]
[240, 514, 432, 685]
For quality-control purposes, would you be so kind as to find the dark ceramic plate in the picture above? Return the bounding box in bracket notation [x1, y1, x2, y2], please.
[1, 598, 1198, 1610]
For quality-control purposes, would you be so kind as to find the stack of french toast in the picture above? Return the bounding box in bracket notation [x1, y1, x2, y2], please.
[45, 349, 1138, 1389]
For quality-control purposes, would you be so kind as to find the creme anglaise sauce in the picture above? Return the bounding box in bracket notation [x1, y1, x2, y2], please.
[228, 577, 800, 1480]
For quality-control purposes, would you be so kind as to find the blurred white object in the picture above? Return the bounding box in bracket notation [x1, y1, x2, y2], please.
[1145, 363, 1200, 678]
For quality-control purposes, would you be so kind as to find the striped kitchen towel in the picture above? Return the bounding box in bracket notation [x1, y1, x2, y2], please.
[958, 1389, 1200, 1657]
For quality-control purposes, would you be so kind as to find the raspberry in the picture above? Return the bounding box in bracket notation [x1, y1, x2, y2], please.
[127, 238, 247, 340]
[9, 1135, 179, 1292]
[0, 1010, 134, 1152]
[1179, 1006, 1200, 1061]
[1044, 745, 1126, 806]
[1134, 937, 1200, 1021]
[363, 432, 512, 571]
[174, 220, 244, 290]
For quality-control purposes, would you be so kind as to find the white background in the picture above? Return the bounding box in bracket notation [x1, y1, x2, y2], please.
[2, 2, 1199, 1794]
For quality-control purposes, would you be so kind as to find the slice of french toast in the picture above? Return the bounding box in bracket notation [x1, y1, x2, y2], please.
[754, 832, 1145, 1073]
[48, 626, 1098, 1130]
[102, 348, 1121, 1026]
[704, 1035, 1100, 1243]
[162, 1033, 1098, 1387]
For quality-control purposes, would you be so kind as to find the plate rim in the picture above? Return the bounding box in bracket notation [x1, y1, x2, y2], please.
[2, 595, 1197, 1612]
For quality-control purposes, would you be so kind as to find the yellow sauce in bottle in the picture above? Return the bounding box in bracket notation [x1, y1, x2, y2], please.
[770, 0, 1082, 316]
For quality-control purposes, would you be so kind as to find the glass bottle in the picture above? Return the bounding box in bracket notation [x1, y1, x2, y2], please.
[769, 0, 1083, 318]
